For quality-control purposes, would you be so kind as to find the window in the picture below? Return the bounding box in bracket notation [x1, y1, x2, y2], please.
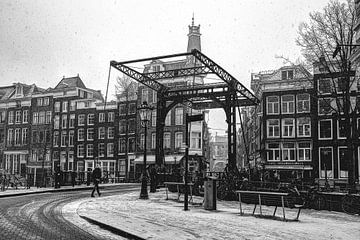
[98, 127, 105, 139]
[45, 111, 52, 124]
[37, 98, 43, 106]
[151, 133, 156, 149]
[175, 132, 183, 148]
[175, 108, 183, 125]
[61, 115, 67, 128]
[152, 91, 157, 103]
[0, 111, 5, 123]
[7, 129, 13, 145]
[281, 70, 294, 80]
[87, 114, 94, 125]
[297, 94, 310, 113]
[32, 112, 39, 124]
[53, 131, 59, 146]
[107, 143, 114, 157]
[282, 118, 295, 137]
[119, 120, 126, 134]
[69, 114, 75, 128]
[191, 132, 202, 149]
[54, 102, 60, 112]
[77, 145, 85, 157]
[282, 143, 295, 161]
[151, 109, 156, 127]
[8, 111, 14, 124]
[99, 113, 105, 122]
[108, 112, 115, 122]
[14, 128, 21, 145]
[128, 137, 135, 152]
[119, 138, 126, 153]
[87, 144, 94, 157]
[140, 134, 145, 150]
[69, 130, 74, 146]
[54, 115, 60, 129]
[142, 88, 148, 103]
[165, 112, 171, 126]
[297, 118, 311, 137]
[266, 96, 279, 115]
[319, 119, 332, 139]
[78, 129, 84, 141]
[62, 102, 68, 112]
[21, 128, 28, 145]
[337, 119, 346, 139]
[70, 101, 76, 111]
[44, 97, 49, 106]
[281, 95, 294, 114]
[267, 119, 280, 138]
[108, 127, 114, 139]
[267, 143, 280, 161]
[119, 160, 126, 175]
[78, 114, 85, 126]
[39, 111, 45, 124]
[68, 152, 74, 171]
[338, 147, 348, 178]
[98, 143, 105, 157]
[319, 98, 336, 115]
[319, 147, 333, 178]
[61, 131, 67, 146]
[129, 103, 136, 114]
[129, 119, 135, 133]
[87, 128, 94, 140]
[15, 111, 21, 124]
[164, 132, 171, 149]
[318, 78, 332, 94]
[119, 104, 126, 115]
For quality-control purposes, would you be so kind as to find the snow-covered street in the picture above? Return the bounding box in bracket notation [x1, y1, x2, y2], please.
[66, 189, 360, 240]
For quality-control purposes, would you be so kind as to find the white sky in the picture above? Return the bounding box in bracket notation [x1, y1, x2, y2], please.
[0, 0, 332, 132]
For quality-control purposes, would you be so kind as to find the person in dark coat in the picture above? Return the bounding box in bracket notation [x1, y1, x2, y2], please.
[91, 165, 102, 197]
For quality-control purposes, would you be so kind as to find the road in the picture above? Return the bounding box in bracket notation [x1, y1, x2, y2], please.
[0, 184, 140, 240]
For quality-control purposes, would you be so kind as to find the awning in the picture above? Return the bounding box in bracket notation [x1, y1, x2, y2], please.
[134, 155, 184, 164]
[265, 164, 313, 170]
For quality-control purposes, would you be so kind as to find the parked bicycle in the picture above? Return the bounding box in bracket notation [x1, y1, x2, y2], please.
[301, 186, 327, 210]
[341, 194, 360, 215]
[1, 173, 28, 190]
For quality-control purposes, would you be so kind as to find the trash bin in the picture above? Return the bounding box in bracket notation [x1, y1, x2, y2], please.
[204, 177, 217, 210]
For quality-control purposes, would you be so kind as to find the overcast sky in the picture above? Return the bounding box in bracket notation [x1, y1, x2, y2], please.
[0, 0, 332, 132]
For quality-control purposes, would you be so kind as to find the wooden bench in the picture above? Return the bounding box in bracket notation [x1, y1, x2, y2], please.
[236, 190, 303, 221]
[164, 182, 194, 203]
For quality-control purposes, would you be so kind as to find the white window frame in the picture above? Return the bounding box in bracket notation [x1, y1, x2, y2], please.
[99, 113, 105, 122]
[338, 147, 348, 179]
[107, 143, 114, 157]
[77, 145, 84, 158]
[282, 142, 296, 161]
[163, 132, 171, 149]
[87, 128, 94, 141]
[77, 129, 84, 141]
[267, 143, 280, 161]
[337, 119, 347, 139]
[87, 114, 94, 125]
[98, 143, 105, 157]
[297, 142, 311, 161]
[281, 95, 295, 114]
[319, 147, 333, 179]
[78, 114, 85, 126]
[87, 144, 94, 157]
[267, 119, 280, 138]
[318, 119, 333, 140]
[69, 130, 74, 147]
[175, 132, 183, 148]
[151, 133, 156, 149]
[297, 94, 310, 113]
[98, 127, 105, 139]
[175, 108, 183, 125]
[266, 96, 279, 115]
[282, 118, 295, 138]
[108, 112, 115, 122]
[297, 117, 311, 137]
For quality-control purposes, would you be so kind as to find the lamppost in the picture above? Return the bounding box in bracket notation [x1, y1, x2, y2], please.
[138, 101, 154, 199]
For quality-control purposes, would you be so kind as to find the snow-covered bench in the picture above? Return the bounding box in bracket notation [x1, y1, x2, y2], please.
[236, 190, 304, 221]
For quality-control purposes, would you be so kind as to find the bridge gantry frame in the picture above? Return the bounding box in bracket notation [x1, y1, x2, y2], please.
[110, 49, 259, 169]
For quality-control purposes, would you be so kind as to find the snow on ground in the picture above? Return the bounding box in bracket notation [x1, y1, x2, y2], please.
[67, 189, 360, 240]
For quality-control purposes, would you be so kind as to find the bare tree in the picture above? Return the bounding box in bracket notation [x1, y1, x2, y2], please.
[115, 74, 138, 180]
[296, 0, 359, 190]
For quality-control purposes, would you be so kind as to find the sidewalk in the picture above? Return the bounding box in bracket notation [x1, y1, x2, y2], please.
[69, 189, 360, 240]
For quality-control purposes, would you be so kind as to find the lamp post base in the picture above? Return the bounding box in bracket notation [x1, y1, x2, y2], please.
[139, 176, 149, 199]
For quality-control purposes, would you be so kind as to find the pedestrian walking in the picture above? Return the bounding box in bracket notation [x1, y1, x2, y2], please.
[91, 165, 101, 197]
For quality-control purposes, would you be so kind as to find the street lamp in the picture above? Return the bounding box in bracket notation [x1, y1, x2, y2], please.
[138, 101, 154, 199]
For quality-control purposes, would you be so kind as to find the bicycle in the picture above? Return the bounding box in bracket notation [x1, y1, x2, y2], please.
[302, 186, 327, 210]
[341, 194, 360, 215]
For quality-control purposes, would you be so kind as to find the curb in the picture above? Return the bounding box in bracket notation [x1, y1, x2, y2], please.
[0, 184, 133, 198]
[79, 215, 146, 240]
